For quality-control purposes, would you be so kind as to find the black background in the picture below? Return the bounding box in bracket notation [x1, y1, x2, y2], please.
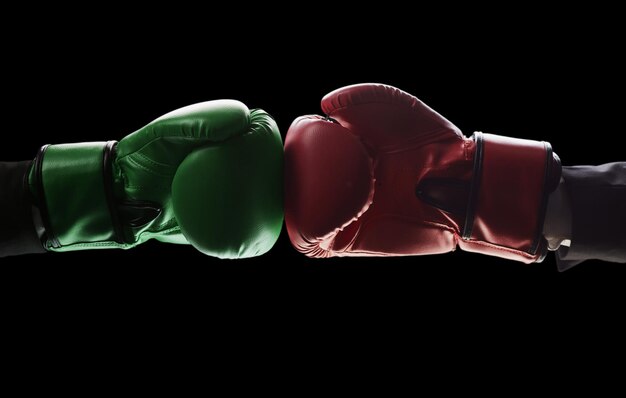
[1, 22, 625, 357]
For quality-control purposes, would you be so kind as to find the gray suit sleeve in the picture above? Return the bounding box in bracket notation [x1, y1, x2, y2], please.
[556, 162, 626, 271]
[0, 161, 45, 257]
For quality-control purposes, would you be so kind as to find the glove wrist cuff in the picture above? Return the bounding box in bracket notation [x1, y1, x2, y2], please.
[29, 141, 122, 251]
[459, 132, 562, 263]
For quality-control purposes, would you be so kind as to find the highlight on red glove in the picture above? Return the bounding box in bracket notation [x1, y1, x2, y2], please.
[284, 83, 561, 263]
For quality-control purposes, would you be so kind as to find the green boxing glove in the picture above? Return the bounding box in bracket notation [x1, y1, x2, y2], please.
[28, 100, 283, 259]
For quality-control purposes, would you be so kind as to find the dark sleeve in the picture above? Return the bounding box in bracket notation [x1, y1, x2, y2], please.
[556, 162, 626, 271]
[0, 161, 46, 257]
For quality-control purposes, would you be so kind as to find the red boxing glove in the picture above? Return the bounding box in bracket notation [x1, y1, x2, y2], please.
[284, 83, 561, 262]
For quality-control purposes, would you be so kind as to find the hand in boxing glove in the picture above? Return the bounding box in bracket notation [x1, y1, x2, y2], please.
[284, 84, 560, 262]
[24, 100, 283, 259]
